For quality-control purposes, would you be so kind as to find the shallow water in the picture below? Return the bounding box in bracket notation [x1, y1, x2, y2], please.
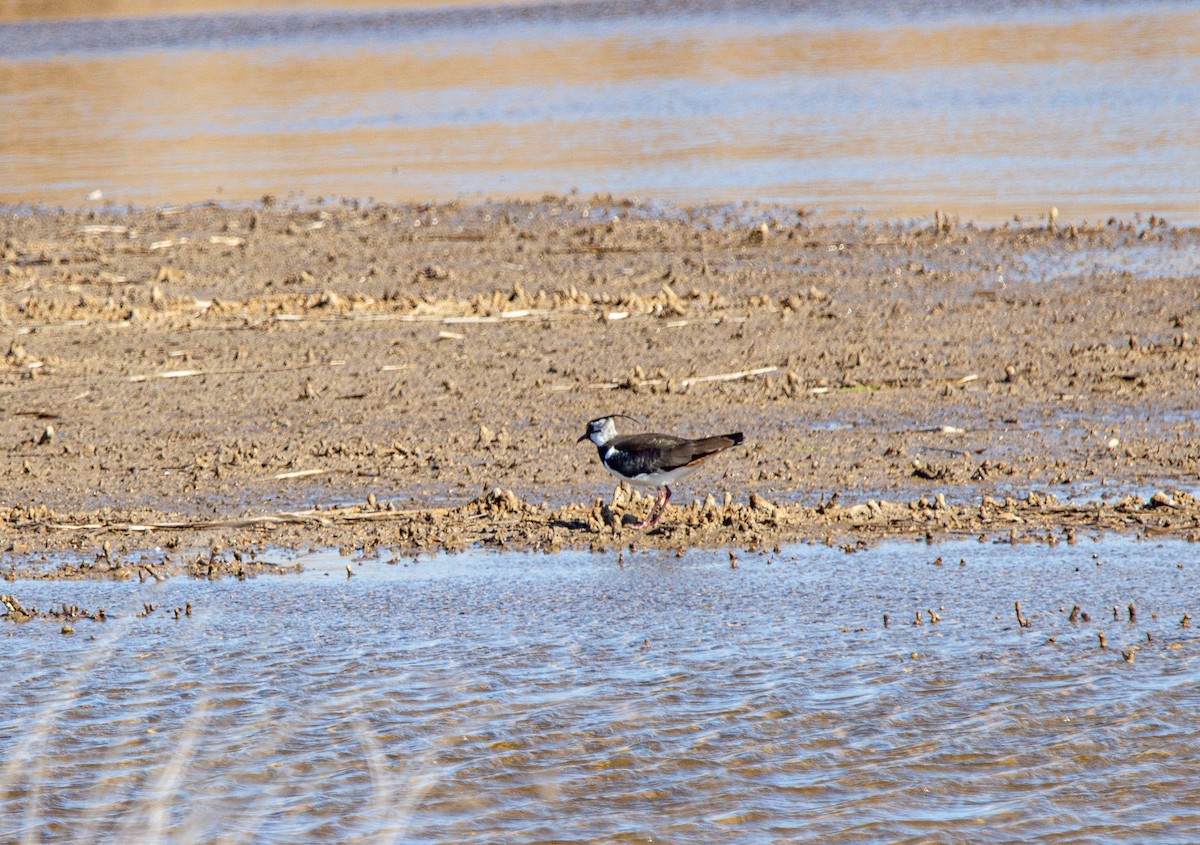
[1, 0, 1198, 222]
[3, 537, 1200, 842]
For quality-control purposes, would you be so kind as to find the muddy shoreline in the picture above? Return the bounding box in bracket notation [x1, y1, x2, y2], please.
[3, 198, 1199, 578]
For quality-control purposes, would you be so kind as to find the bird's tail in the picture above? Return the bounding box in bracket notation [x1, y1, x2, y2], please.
[690, 432, 744, 457]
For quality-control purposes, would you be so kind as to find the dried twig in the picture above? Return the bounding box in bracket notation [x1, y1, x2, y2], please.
[273, 469, 329, 480]
[126, 361, 346, 383]
[587, 365, 777, 391]
[680, 366, 777, 387]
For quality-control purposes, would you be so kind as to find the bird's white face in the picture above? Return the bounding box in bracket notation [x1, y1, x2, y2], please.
[582, 416, 620, 446]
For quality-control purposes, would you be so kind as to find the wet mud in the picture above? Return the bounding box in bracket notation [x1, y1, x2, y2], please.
[2, 199, 1199, 579]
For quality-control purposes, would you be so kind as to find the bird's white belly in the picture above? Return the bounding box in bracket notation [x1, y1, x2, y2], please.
[605, 462, 697, 489]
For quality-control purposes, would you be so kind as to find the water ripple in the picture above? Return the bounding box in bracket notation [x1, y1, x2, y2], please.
[2, 538, 1200, 841]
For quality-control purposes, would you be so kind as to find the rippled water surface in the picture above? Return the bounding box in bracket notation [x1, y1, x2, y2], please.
[1, 0, 1198, 222]
[3, 537, 1200, 842]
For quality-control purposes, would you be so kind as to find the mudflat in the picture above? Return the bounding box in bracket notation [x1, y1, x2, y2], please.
[3, 199, 1198, 576]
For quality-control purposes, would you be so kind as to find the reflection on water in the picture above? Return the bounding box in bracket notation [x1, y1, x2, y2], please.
[3, 538, 1200, 842]
[1, 0, 1198, 221]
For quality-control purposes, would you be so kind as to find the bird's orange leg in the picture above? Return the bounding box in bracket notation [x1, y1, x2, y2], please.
[639, 486, 673, 530]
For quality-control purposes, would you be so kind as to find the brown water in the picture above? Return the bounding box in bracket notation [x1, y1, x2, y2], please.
[3, 537, 1200, 842]
[2, 0, 1199, 222]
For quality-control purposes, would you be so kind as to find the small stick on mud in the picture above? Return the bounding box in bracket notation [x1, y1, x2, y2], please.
[1068, 605, 1081, 623]
[1098, 631, 1108, 649]
[1182, 614, 1191, 628]
[588, 365, 777, 391]
[883, 612, 889, 628]
[681, 366, 778, 387]
[1128, 603, 1137, 623]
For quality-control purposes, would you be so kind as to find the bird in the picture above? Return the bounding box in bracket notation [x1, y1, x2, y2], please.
[578, 414, 744, 529]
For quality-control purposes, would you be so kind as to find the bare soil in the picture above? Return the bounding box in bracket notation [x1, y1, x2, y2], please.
[3, 198, 1199, 578]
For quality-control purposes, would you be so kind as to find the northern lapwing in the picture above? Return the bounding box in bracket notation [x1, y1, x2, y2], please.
[578, 415, 744, 529]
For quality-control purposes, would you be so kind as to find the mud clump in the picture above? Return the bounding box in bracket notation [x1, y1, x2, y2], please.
[2, 594, 105, 624]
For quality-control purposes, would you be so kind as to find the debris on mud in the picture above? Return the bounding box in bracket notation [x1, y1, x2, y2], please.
[2, 487, 1198, 580]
